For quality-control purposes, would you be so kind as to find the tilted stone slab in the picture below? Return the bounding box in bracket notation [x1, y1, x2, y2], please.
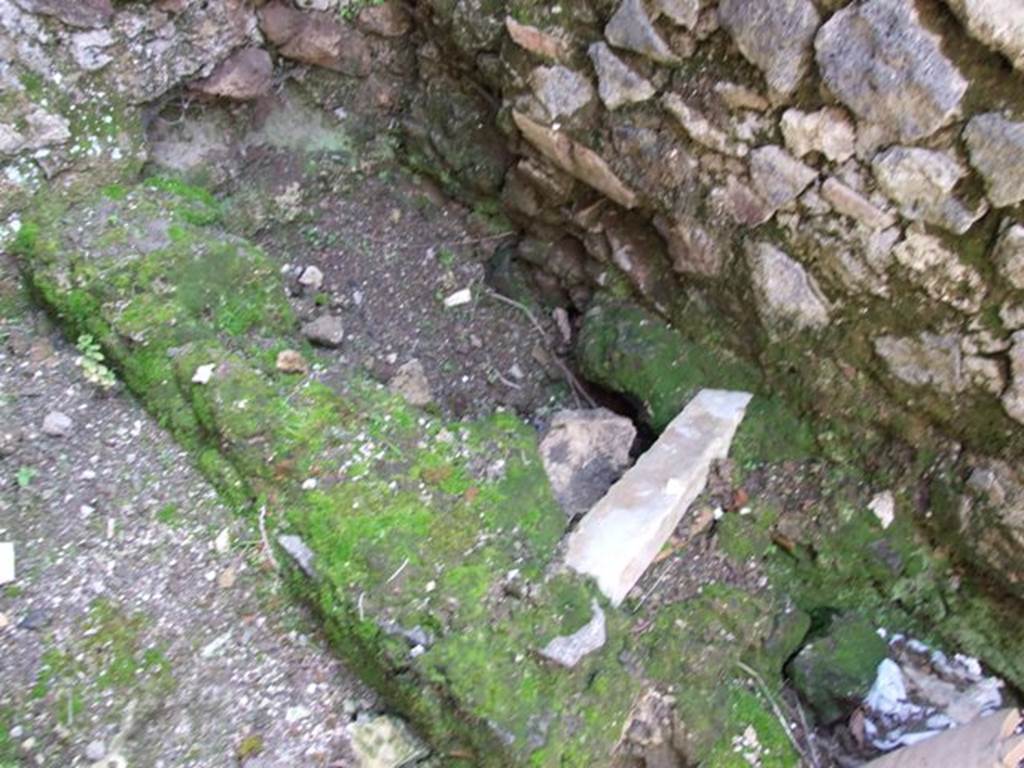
[564, 389, 753, 605]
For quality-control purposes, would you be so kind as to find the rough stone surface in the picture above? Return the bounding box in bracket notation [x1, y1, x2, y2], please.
[892, 231, 986, 314]
[388, 359, 433, 407]
[191, 47, 273, 101]
[356, 2, 411, 38]
[780, 107, 856, 163]
[747, 242, 831, 334]
[964, 458, 1024, 596]
[1004, 332, 1024, 425]
[528, 65, 595, 119]
[944, 0, 1024, 72]
[874, 333, 1005, 396]
[41, 411, 72, 437]
[605, 0, 679, 64]
[347, 714, 430, 768]
[995, 225, 1024, 291]
[70, 29, 114, 72]
[302, 315, 346, 348]
[278, 534, 318, 578]
[539, 407, 637, 520]
[872, 146, 986, 235]
[505, 17, 571, 61]
[718, 0, 820, 95]
[662, 94, 748, 157]
[821, 177, 897, 230]
[652, 0, 700, 29]
[749, 145, 818, 213]
[512, 111, 638, 208]
[564, 389, 752, 605]
[588, 42, 656, 110]
[815, 0, 968, 141]
[964, 113, 1024, 208]
[538, 600, 607, 667]
[260, 1, 370, 76]
[12, 0, 112, 28]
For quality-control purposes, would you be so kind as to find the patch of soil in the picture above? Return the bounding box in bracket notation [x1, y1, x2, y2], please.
[229, 146, 575, 424]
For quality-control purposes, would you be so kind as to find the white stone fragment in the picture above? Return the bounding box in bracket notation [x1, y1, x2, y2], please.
[191, 363, 215, 384]
[539, 599, 607, 667]
[564, 389, 753, 605]
[868, 490, 896, 529]
[214, 528, 230, 554]
[443, 288, 472, 307]
[0, 542, 14, 585]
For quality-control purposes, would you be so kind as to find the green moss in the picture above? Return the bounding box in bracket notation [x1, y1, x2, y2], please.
[0, 707, 15, 768]
[703, 686, 799, 767]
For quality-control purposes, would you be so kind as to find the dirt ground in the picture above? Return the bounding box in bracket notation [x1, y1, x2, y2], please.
[1, 252, 374, 767]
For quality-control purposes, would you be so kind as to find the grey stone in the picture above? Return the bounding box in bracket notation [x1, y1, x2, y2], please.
[388, 359, 433, 407]
[70, 29, 114, 71]
[0, 124, 25, 155]
[565, 389, 752, 605]
[298, 265, 324, 291]
[84, 740, 106, 762]
[893, 231, 986, 314]
[528, 65, 594, 119]
[718, 0, 820, 95]
[872, 146, 986, 235]
[12, 0, 112, 28]
[539, 407, 636, 520]
[41, 411, 72, 437]
[651, 0, 699, 29]
[747, 242, 831, 333]
[347, 714, 430, 768]
[962, 457, 1024, 598]
[301, 315, 345, 348]
[944, 0, 1024, 72]
[1004, 331, 1024, 425]
[780, 107, 856, 163]
[539, 600, 606, 668]
[278, 534, 317, 578]
[588, 42, 656, 110]
[815, 0, 967, 142]
[24, 108, 70, 149]
[662, 94, 748, 157]
[874, 332, 1005, 396]
[605, 0, 679, 64]
[995, 224, 1024, 290]
[964, 113, 1024, 208]
[749, 145, 818, 213]
[821, 177, 897, 230]
[1002, 302, 1024, 330]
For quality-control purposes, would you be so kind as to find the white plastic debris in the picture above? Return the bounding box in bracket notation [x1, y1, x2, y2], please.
[869, 490, 896, 529]
[191, 364, 215, 385]
[0, 542, 14, 585]
[443, 287, 472, 307]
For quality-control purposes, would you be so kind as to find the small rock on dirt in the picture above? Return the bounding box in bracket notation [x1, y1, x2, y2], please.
[298, 265, 324, 292]
[84, 740, 106, 762]
[41, 411, 73, 437]
[347, 714, 430, 768]
[540, 408, 636, 520]
[276, 349, 309, 374]
[302, 315, 345, 348]
[388, 359, 433, 407]
[539, 599, 607, 668]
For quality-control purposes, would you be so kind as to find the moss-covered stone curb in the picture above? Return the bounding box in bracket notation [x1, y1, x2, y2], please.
[14, 182, 811, 766]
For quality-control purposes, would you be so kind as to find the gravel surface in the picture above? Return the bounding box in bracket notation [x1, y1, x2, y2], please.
[0, 253, 373, 767]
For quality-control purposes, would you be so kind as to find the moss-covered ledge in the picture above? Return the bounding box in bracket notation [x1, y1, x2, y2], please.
[13, 181, 816, 766]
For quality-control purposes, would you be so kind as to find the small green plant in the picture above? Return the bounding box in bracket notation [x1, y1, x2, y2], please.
[15, 467, 35, 488]
[75, 334, 116, 390]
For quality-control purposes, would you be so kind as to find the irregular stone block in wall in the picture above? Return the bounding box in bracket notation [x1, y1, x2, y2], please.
[605, 0, 679, 64]
[964, 113, 1024, 208]
[875, 332, 1005, 396]
[815, 0, 967, 142]
[718, 0, 820, 96]
[893, 231, 986, 314]
[651, 0, 700, 29]
[821, 177, 897, 230]
[259, 1, 370, 76]
[872, 146, 987, 235]
[540, 408, 637, 521]
[963, 458, 1024, 598]
[747, 241, 831, 334]
[191, 47, 273, 101]
[780, 107, 856, 163]
[13, 0, 112, 28]
[529, 65, 595, 120]
[996, 225, 1024, 291]
[749, 145, 817, 214]
[588, 42, 656, 110]
[944, 0, 1024, 72]
[1005, 331, 1024, 424]
[564, 389, 753, 605]
[512, 111, 638, 208]
[662, 94, 748, 156]
[505, 17, 571, 62]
